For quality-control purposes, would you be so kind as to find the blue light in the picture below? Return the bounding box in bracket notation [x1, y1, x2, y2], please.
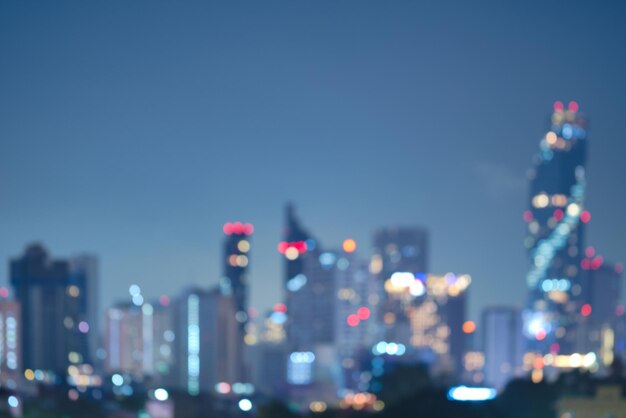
[286, 274, 307, 292]
[562, 124, 573, 139]
[270, 311, 287, 324]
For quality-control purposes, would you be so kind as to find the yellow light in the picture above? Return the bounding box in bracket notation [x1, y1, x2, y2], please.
[237, 240, 250, 253]
[67, 285, 80, 297]
[531, 368, 543, 383]
[546, 132, 557, 145]
[370, 255, 382, 274]
[342, 239, 357, 253]
[285, 247, 299, 260]
[372, 400, 385, 412]
[244, 334, 257, 346]
[24, 369, 35, 381]
[309, 401, 327, 413]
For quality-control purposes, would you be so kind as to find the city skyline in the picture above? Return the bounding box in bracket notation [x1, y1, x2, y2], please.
[3, 1, 626, 324]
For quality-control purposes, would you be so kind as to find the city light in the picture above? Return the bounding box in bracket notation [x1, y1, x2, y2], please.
[447, 386, 497, 402]
[238, 398, 253, 412]
[342, 239, 357, 253]
[153, 388, 168, 401]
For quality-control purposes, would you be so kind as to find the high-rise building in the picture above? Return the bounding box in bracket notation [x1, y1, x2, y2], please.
[482, 306, 524, 390]
[524, 101, 589, 354]
[10, 244, 97, 373]
[105, 302, 144, 378]
[371, 227, 429, 345]
[173, 287, 241, 395]
[0, 298, 21, 388]
[222, 222, 253, 331]
[579, 257, 623, 368]
[383, 272, 470, 378]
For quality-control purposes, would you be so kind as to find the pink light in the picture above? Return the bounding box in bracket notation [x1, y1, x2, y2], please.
[616, 305, 625, 316]
[277, 242, 289, 254]
[553, 101, 564, 112]
[553, 209, 564, 221]
[581, 304, 592, 317]
[585, 246, 595, 258]
[615, 262, 624, 274]
[357, 307, 370, 320]
[347, 314, 360, 327]
[159, 295, 170, 307]
[523, 211, 533, 222]
[274, 303, 287, 313]
[0, 288, 8, 298]
[224, 222, 254, 236]
[248, 307, 258, 319]
[216, 382, 231, 394]
[550, 343, 560, 354]
[78, 321, 90, 333]
[581, 259, 591, 270]
[223, 223, 233, 235]
[580, 211, 591, 223]
[535, 329, 546, 341]
[591, 256, 604, 270]
[568, 101, 579, 113]
[244, 223, 254, 235]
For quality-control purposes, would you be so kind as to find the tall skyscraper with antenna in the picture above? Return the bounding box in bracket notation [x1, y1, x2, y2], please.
[523, 101, 589, 354]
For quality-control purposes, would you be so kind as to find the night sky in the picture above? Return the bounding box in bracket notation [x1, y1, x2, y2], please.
[2, 0, 625, 321]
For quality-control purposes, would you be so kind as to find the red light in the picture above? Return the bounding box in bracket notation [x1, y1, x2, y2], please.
[591, 256, 604, 270]
[581, 304, 592, 317]
[159, 295, 170, 307]
[277, 242, 289, 254]
[224, 222, 253, 235]
[523, 211, 533, 222]
[357, 307, 370, 320]
[580, 211, 591, 223]
[347, 314, 360, 327]
[274, 303, 287, 313]
[553, 209, 564, 221]
[581, 259, 591, 270]
[568, 101, 579, 113]
[553, 101, 564, 112]
[585, 246, 595, 258]
[536, 329, 547, 341]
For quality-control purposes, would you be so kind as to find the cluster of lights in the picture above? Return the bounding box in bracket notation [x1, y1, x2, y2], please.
[288, 351, 315, 385]
[372, 341, 406, 356]
[340, 393, 384, 412]
[346, 307, 370, 327]
[286, 274, 307, 292]
[214, 381, 255, 395]
[129, 284, 144, 307]
[540, 278, 571, 292]
[228, 254, 249, 268]
[223, 222, 254, 236]
[385, 272, 425, 297]
[580, 252, 604, 270]
[277, 241, 307, 260]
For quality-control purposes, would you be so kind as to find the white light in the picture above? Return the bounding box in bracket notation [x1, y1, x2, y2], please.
[239, 398, 253, 412]
[154, 388, 168, 401]
[390, 272, 414, 288]
[386, 343, 398, 355]
[409, 280, 425, 296]
[112, 374, 124, 386]
[447, 386, 497, 401]
[8, 396, 18, 408]
[567, 203, 580, 217]
[129, 285, 141, 297]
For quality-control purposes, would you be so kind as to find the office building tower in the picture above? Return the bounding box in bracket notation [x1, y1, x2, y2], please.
[0, 299, 20, 388]
[222, 222, 253, 331]
[524, 101, 589, 354]
[10, 244, 97, 373]
[384, 272, 470, 377]
[105, 302, 144, 378]
[482, 306, 524, 390]
[372, 227, 429, 345]
[173, 287, 241, 395]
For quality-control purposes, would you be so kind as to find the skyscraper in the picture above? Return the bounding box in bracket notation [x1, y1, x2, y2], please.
[222, 221, 253, 332]
[524, 101, 589, 354]
[482, 306, 524, 390]
[10, 244, 97, 373]
[372, 227, 429, 345]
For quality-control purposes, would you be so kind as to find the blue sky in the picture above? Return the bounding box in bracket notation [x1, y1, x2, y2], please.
[2, 0, 626, 320]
